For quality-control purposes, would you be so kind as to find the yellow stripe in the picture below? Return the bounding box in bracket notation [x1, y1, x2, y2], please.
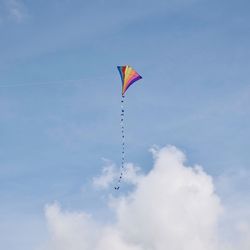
[123, 66, 132, 93]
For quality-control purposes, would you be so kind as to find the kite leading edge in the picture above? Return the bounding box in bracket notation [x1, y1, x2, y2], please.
[114, 65, 142, 190]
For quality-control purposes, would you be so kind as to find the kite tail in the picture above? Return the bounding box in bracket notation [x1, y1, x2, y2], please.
[114, 95, 125, 190]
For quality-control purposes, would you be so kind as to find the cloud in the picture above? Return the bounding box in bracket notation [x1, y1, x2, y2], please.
[113, 146, 222, 250]
[92, 159, 142, 189]
[92, 160, 117, 189]
[42, 145, 250, 250]
[215, 168, 250, 249]
[2, 0, 27, 23]
[44, 203, 98, 250]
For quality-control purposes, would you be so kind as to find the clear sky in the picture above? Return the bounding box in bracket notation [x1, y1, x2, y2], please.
[0, 0, 250, 249]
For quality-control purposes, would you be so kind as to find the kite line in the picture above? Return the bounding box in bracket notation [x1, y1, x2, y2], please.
[114, 65, 142, 190]
[114, 94, 125, 190]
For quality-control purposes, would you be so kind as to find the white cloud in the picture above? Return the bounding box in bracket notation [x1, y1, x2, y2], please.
[122, 163, 142, 185]
[42, 146, 250, 250]
[3, 0, 27, 23]
[92, 160, 142, 189]
[45, 203, 98, 250]
[114, 146, 222, 250]
[215, 168, 250, 249]
[92, 160, 117, 189]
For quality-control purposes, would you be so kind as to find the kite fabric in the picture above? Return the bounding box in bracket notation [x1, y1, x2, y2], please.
[114, 65, 142, 190]
[117, 65, 142, 96]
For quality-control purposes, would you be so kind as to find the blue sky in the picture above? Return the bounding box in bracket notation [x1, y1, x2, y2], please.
[0, 0, 250, 249]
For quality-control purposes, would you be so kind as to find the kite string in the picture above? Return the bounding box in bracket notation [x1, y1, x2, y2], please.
[115, 95, 125, 190]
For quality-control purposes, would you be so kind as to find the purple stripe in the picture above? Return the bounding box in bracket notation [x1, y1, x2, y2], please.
[123, 75, 142, 94]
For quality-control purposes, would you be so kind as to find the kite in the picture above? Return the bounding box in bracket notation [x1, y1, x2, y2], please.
[114, 65, 142, 190]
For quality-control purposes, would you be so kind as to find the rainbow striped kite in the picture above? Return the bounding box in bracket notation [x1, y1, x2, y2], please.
[117, 65, 142, 96]
[115, 65, 142, 190]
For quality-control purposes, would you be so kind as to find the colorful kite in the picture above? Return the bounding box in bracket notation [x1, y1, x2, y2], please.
[115, 65, 142, 190]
